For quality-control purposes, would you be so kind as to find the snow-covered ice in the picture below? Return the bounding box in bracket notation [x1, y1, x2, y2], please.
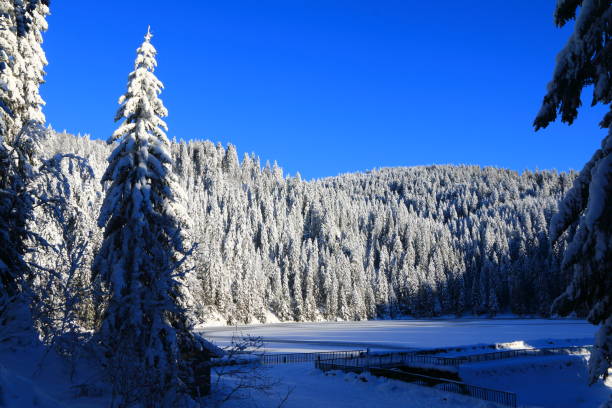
[200, 318, 596, 353]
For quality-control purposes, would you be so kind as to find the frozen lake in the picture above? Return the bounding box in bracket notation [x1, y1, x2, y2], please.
[199, 318, 595, 353]
[204, 319, 610, 408]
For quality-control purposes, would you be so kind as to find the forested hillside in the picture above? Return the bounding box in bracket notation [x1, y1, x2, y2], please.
[32, 132, 576, 326]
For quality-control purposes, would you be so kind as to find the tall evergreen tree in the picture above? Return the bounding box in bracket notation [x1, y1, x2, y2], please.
[0, 0, 49, 341]
[534, 0, 611, 384]
[93, 28, 198, 406]
[0, 0, 28, 329]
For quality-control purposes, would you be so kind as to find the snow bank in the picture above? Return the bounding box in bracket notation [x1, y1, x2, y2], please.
[213, 362, 501, 408]
[0, 363, 63, 408]
[460, 354, 612, 408]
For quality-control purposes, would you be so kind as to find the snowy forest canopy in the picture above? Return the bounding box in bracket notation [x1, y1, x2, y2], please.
[32, 131, 577, 326]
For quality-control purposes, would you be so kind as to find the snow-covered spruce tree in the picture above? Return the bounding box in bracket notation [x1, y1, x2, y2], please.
[534, 0, 611, 384]
[92, 28, 200, 406]
[0, 0, 48, 141]
[0, 0, 49, 343]
[16, 0, 48, 126]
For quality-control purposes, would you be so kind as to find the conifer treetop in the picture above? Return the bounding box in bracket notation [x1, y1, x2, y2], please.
[110, 26, 168, 147]
[99, 27, 184, 249]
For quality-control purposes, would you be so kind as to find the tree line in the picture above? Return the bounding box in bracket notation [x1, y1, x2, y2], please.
[34, 131, 577, 326]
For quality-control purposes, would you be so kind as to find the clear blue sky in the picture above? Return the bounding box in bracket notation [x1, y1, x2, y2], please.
[41, 1, 608, 180]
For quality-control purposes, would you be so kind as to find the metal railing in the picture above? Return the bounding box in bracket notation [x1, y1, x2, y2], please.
[315, 360, 517, 407]
[312, 346, 590, 407]
[329, 351, 463, 369]
[323, 346, 592, 368]
[454, 346, 591, 364]
[258, 349, 366, 365]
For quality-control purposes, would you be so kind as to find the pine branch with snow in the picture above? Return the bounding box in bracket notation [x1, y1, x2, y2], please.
[536, 0, 612, 384]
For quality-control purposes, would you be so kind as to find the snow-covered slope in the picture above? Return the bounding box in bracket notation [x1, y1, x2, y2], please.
[0, 363, 63, 408]
[33, 132, 577, 328]
[0, 342, 109, 408]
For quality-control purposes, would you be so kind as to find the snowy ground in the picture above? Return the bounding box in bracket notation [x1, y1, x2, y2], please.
[0, 342, 109, 408]
[211, 362, 504, 408]
[199, 318, 596, 353]
[202, 318, 611, 408]
[1, 318, 609, 407]
[460, 354, 612, 408]
[211, 357, 612, 408]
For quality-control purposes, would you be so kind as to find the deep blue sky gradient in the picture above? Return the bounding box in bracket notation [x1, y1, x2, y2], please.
[41, 1, 608, 179]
